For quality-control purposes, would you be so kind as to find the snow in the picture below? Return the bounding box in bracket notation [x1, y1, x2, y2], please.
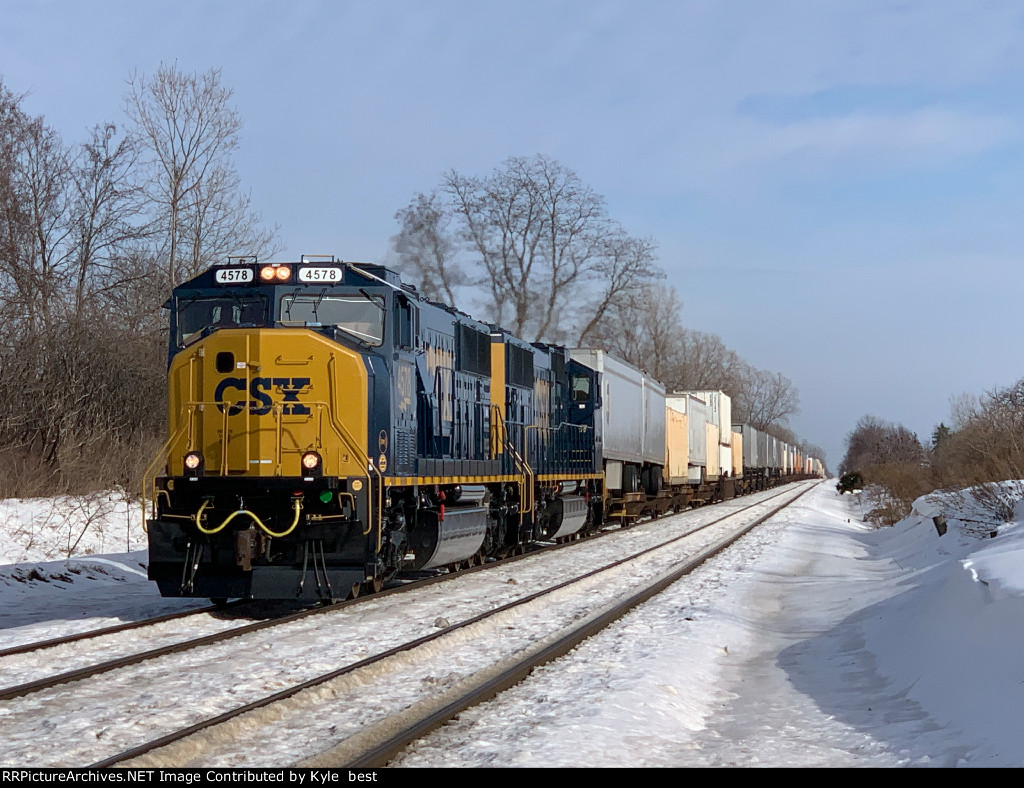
[0, 493, 206, 647]
[3, 481, 1024, 766]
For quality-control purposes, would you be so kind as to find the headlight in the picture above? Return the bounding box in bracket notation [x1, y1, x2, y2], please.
[301, 451, 322, 478]
[259, 264, 292, 282]
[184, 451, 204, 478]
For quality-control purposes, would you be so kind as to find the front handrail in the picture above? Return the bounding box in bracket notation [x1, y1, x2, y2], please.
[491, 405, 534, 518]
[327, 354, 383, 551]
[171, 398, 358, 476]
[142, 422, 190, 528]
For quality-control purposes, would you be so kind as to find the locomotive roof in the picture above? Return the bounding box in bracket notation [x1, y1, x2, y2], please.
[175, 257, 570, 358]
[174, 257, 407, 294]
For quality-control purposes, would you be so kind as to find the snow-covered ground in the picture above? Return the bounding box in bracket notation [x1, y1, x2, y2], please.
[2, 481, 1024, 767]
[0, 493, 208, 645]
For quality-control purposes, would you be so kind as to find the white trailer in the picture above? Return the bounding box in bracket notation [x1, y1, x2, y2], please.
[569, 349, 666, 493]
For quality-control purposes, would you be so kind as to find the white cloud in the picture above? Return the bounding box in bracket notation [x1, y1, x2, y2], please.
[740, 107, 1014, 174]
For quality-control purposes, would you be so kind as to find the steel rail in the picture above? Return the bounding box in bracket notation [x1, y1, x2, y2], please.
[0, 601, 245, 659]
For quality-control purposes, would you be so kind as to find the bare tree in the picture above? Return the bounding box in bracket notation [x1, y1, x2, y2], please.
[392, 155, 663, 343]
[935, 379, 1024, 486]
[0, 70, 276, 500]
[0, 84, 145, 329]
[839, 415, 923, 475]
[69, 123, 143, 317]
[443, 155, 657, 342]
[949, 391, 980, 431]
[6, 114, 74, 328]
[576, 231, 661, 345]
[0, 81, 35, 329]
[589, 284, 685, 380]
[670, 329, 748, 394]
[838, 415, 929, 524]
[735, 367, 801, 431]
[125, 63, 276, 285]
[586, 286, 801, 437]
[391, 191, 464, 306]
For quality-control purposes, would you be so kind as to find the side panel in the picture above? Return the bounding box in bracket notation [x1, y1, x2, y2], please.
[490, 333, 506, 431]
[601, 356, 647, 463]
[706, 422, 720, 480]
[719, 394, 732, 447]
[605, 459, 623, 491]
[644, 376, 667, 467]
[665, 406, 689, 485]
[686, 394, 708, 479]
[719, 444, 732, 477]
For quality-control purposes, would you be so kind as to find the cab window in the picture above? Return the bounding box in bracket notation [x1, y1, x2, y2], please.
[571, 374, 591, 403]
[177, 295, 268, 346]
[279, 293, 385, 346]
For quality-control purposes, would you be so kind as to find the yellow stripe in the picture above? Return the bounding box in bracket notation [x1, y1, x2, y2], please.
[384, 475, 520, 487]
[490, 336, 505, 456]
[383, 473, 604, 487]
[536, 473, 604, 481]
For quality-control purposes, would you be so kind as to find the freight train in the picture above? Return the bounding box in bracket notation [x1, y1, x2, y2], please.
[145, 256, 822, 603]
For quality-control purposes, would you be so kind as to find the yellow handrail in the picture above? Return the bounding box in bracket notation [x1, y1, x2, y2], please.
[491, 406, 534, 519]
[327, 355, 383, 551]
[141, 422, 190, 530]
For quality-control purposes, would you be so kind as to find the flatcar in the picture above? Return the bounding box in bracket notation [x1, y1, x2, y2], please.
[145, 256, 822, 603]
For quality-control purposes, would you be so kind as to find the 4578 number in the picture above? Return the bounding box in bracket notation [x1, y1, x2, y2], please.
[298, 267, 342, 283]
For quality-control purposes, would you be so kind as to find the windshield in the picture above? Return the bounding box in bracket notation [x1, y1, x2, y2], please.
[177, 295, 268, 346]
[279, 292, 385, 346]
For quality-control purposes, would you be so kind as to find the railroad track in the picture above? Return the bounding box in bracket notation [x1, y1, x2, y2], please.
[0, 481, 796, 703]
[0, 534, 563, 699]
[0, 601, 244, 659]
[62, 481, 816, 768]
[0, 599, 307, 700]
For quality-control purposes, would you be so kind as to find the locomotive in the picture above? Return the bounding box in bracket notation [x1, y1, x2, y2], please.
[145, 256, 822, 603]
[146, 256, 605, 602]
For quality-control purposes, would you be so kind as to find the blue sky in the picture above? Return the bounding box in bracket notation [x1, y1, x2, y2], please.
[5, 0, 1024, 468]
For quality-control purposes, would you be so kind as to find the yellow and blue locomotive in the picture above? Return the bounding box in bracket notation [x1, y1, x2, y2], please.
[146, 257, 604, 602]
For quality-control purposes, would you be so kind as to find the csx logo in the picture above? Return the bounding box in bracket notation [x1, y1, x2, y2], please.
[214, 377, 311, 415]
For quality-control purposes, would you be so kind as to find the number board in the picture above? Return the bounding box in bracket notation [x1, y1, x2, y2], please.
[214, 267, 254, 284]
[298, 267, 343, 283]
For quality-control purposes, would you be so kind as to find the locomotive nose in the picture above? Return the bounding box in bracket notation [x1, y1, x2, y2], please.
[167, 328, 369, 480]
